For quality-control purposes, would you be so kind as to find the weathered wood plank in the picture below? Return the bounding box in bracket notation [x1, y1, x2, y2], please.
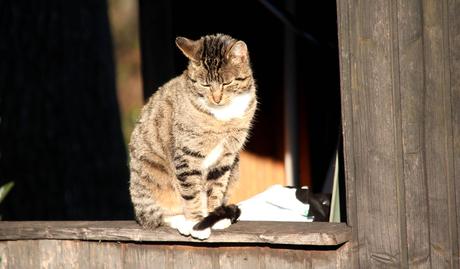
[123, 243, 166, 269]
[444, 1, 460, 268]
[422, 0, 459, 268]
[311, 250, 338, 269]
[5, 240, 40, 268]
[89, 241, 123, 269]
[0, 221, 351, 246]
[38, 240, 90, 269]
[39, 240, 67, 269]
[397, 0, 430, 268]
[170, 246, 215, 269]
[0, 239, 345, 269]
[263, 248, 310, 269]
[451, 0, 460, 264]
[336, 242, 353, 269]
[335, 0, 359, 267]
[337, 0, 460, 268]
[0, 242, 7, 269]
[218, 247, 261, 269]
[343, 0, 404, 267]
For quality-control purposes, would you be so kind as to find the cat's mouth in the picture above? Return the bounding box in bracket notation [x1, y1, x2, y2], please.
[208, 102, 226, 107]
[206, 98, 228, 107]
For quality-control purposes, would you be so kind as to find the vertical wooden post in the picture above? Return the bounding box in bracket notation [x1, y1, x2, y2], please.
[337, 0, 460, 267]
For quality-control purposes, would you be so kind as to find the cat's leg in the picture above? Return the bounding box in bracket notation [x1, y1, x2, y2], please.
[173, 148, 211, 239]
[129, 160, 164, 229]
[222, 155, 240, 205]
[206, 155, 240, 230]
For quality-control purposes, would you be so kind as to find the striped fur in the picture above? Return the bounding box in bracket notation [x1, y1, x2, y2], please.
[129, 34, 256, 238]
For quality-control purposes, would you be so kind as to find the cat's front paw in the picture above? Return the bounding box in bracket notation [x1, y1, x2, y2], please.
[211, 218, 232, 230]
[190, 227, 211, 240]
[175, 219, 196, 236]
[172, 218, 211, 239]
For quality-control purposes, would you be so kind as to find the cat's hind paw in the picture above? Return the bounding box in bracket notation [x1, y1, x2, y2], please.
[211, 218, 232, 230]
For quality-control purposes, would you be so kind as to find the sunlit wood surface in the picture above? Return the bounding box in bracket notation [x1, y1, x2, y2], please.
[229, 151, 285, 203]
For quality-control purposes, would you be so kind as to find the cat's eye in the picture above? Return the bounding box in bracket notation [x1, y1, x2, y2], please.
[235, 76, 248, 81]
[222, 81, 233, 86]
[200, 83, 211, 88]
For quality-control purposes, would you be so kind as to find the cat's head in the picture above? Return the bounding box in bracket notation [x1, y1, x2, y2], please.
[176, 34, 253, 106]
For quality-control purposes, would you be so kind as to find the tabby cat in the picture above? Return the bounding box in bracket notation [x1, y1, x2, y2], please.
[129, 34, 257, 239]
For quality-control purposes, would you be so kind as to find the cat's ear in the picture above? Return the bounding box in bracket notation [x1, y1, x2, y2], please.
[226, 41, 248, 64]
[175, 37, 201, 62]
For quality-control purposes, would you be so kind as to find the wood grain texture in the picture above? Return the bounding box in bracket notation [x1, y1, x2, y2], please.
[4, 240, 39, 268]
[263, 248, 309, 269]
[451, 0, 460, 265]
[0, 242, 6, 269]
[0, 240, 344, 269]
[231, 151, 285, 203]
[423, 1, 448, 267]
[38, 240, 90, 269]
[397, 0, 430, 267]
[338, 0, 404, 267]
[89, 241, 123, 269]
[335, 0, 359, 267]
[123, 243, 166, 269]
[170, 246, 215, 269]
[218, 247, 261, 269]
[422, 0, 459, 268]
[337, 0, 460, 268]
[0, 221, 351, 246]
[336, 242, 354, 269]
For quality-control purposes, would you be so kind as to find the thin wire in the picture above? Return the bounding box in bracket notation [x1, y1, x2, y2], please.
[257, 0, 335, 49]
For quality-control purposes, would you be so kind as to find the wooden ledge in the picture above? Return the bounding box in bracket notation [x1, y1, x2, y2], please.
[0, 221, 351, 246]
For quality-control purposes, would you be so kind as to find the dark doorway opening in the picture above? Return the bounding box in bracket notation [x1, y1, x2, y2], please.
[140, 0, 342, 196]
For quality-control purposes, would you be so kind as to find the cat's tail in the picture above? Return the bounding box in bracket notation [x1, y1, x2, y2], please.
[193, 204, 241, 230]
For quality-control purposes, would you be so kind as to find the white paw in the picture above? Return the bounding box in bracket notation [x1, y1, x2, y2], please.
[164, 215, 196, 236]
[212, 218, 232, 230]
[164, 215, 186, 230]
[164, 215, 211, 239]
[191, 227, 211, 240]
[176, 219, 197, 236]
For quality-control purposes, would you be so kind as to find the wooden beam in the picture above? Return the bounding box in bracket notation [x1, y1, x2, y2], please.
[0, 221, 351, 246]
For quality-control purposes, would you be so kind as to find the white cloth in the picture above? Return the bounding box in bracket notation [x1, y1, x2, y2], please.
[238, 184, 313, 222]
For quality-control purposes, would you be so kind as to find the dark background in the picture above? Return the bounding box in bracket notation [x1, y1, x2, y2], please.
[0, 0, 340, 220]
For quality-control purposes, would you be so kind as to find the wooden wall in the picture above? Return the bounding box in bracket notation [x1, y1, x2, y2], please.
[0, 240, 349, 269]
[337, 0, 460, 268]
[0, 221, 352, 269]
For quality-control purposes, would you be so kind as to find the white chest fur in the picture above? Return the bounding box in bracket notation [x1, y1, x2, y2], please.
[206, 92, 253, 121]
[202, 143, 224, 170]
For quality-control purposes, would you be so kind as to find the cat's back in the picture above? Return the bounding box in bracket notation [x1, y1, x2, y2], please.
[140, 75, 184, 119]
[129, 75, 185, 161]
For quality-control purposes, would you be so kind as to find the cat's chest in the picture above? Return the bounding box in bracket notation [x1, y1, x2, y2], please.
[203, 92, 253, 121]
[201, 142, 224, 170]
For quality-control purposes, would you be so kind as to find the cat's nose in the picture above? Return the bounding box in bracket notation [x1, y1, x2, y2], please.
[212, 92, 222, 104]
